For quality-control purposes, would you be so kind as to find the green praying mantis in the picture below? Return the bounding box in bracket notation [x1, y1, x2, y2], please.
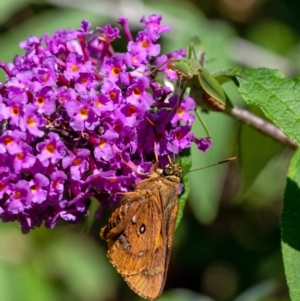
[161, 37, 242, 137]
[168, 37, 241, 112]
[171, 50, 224, 111]
[149, 37, 241, 138]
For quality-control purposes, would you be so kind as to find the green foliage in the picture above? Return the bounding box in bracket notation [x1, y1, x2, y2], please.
[189, 112, 236, 223]
[0, 224, 118, 301]
[212, 67, 243, 85]
[281, 150, 300, 301]
[237, 68, 300, 146]
[238, 106, 284, 197]
[176, 149, 192, 229]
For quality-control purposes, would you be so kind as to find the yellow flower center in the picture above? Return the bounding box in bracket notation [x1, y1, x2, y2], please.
[109, 91, 117, 100]
[37, 97, 45, 106]
[43, 74, 49, 82]
[73, 158, 82, 166]
[11, 107, 20, 115]
[177, 107, 184, 116]
[127, 105, 136, 115]
[99, 139, 106, 148]
[14, 191, 21, 199]
[133, 87, 141, 97]
[95, 99, 102, 108]
[4, 136, 13, 146]
[81, 77, 88, 84]
[111, 66, 121, 76]
[140, 40, 149, 48]
[70, 65, 79, 72]
[80, 108, 89, 118]
[16, 153, 24, 160]
[30, 184, 38, 193]
[27, 117, 35, 126]
[176, 131, 183, 139]
[46, 143, 55, 154]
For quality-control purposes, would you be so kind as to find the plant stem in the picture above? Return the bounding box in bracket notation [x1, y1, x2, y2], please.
[225, 106, 298, 150]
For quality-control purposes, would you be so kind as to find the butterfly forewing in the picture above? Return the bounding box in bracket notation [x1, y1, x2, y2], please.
[100, 162, 182, 300]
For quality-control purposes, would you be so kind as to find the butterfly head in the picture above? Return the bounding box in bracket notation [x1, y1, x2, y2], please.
[161, 162, 182, 182]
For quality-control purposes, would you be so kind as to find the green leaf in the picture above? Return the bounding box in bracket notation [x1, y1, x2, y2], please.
[176, 148, 192, 229]
[237, 68, 300, 146]
[281, 149, 300, 301]
[212, 67, 243, 85]
[238, 106, 283, 197]
[82, 196, 99, 234]
[189, 111, 237, 224]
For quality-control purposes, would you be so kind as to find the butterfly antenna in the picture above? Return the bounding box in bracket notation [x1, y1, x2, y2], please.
[187, 157, 236, 173]
[153, 141, 159, 163]
[172, 143, 176, 162]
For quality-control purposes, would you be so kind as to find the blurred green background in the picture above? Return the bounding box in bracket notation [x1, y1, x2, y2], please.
[0, 0, 299, 300]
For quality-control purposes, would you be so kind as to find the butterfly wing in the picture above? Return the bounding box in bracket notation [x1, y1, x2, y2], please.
[123, 197, 178, 301]
[161, 199, 178, 292]
[100, 164, 181, 301]
[101, 190, 166, 298]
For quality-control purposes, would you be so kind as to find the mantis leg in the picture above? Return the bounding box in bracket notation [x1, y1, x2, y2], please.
[194, 108, 211, 139]
[187, 43, 212, 137]
[151, 57, 174, 74]
[189, 43, 198, 60]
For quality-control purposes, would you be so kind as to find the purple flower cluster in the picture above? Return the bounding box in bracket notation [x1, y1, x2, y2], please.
[0, 15, 211, 233]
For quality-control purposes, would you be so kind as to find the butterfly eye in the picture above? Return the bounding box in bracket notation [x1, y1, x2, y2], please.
[163, 167, 172, 176]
